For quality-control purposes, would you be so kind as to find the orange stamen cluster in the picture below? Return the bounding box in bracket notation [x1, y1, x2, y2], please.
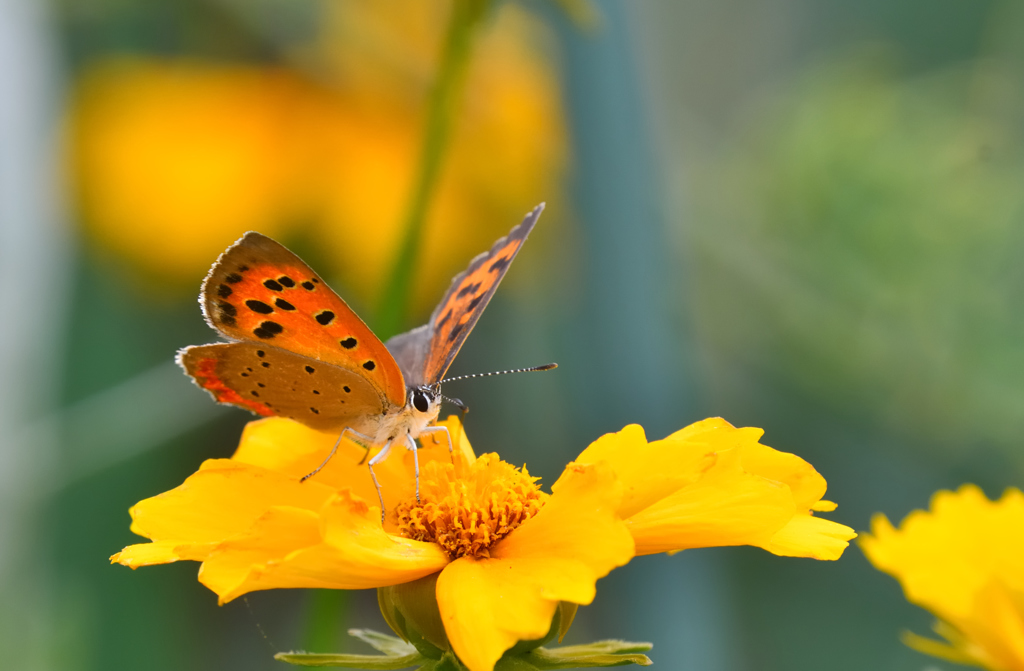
[395, 454, 547, 560]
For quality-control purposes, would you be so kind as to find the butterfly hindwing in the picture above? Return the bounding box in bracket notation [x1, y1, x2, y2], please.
[411, 204, 544, 385]
[178, 342, 387, 433]
[201, 232, 406, 407]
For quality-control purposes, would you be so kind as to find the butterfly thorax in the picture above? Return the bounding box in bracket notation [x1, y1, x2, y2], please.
[367, 385, 442, 446]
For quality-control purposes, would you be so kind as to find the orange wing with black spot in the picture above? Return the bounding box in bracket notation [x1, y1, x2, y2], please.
[177, 342, 388, 432]
[391, 204, 543, 386]
[196, 232, 406, 407]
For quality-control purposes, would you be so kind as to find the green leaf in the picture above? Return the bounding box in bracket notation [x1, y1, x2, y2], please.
[530, 652, 651, 669]
[525, 640, 653, 669]
[275, 651, 424, 669]
[347, 629, 419, 657]
[540, 641, 652, 656]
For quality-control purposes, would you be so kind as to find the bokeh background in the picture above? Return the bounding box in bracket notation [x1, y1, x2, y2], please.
[3, 0, 1023, 669]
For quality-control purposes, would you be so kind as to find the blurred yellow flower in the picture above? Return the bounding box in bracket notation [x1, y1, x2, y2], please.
[69, 0, 566, 313]
[113, 415, 853, 671]
[862, 485, 1024, 671]
[70, 62, 314, 283]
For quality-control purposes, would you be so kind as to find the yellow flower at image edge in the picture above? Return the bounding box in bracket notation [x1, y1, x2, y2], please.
[113, 416, 855, 671]
[862, 485, 1024, 671]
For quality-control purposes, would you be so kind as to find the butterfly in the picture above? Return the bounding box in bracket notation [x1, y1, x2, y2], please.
[178, 203, 545, 506]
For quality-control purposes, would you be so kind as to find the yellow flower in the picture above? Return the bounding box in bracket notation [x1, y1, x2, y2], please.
[68, 1, 566, 312]
[113, 416, 854, 671]
[862, 485, 1024, 671]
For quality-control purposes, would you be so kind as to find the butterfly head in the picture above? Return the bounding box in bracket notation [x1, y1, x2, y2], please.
[409, 385, 442, 418]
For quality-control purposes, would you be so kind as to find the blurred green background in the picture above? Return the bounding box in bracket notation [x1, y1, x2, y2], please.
[3, 0, 1023, 669]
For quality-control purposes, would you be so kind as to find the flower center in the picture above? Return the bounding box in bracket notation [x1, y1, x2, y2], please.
[395, 453, 547, 560]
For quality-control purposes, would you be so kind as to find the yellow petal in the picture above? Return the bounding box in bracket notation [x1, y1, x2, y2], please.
[419, 414, 476, 462]
[673, 419, 829, 513]
[436, 558, 563, 671]
[208, 490, 448, 604]
[600, 419, 849, 560]
[765, 513, 856, 560]
[231, 418, 406, 507]
[232, 416, 472, 512]
[198, 505, 322, 598]
[116, 459, 336, 565]
[565, 424, 718, 519]
[497, 461, 634, 581]
[665, 416, 743, 442]
[437, 462, 634, 671]
[900, 592, 1024, 671]
[957, 581, 1024, 671]
[111, 540, 214, 568]
[737, 440, 826, 512]
[626, 448, 795, 556]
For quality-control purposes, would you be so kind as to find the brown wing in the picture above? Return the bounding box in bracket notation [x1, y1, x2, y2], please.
[178, 343, 387, 433]
[201, 232, 405, 407]
[418, 204, 544, 384]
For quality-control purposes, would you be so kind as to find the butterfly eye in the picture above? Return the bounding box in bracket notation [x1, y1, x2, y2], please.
[412, 389, 431, 413]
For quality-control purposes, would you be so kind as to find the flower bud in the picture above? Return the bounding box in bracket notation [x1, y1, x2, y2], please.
[378, 572, 449, 657]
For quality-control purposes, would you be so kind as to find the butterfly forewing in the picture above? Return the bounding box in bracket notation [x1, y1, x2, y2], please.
[417, 204, 544, 384]
[201, 232, 405, 407]
[178, 343, 387, 433]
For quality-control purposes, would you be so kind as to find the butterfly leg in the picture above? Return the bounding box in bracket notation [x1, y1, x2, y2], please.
[367, 440, 394, 522]
[301, 427, 375, 482]
[405, 434, 421, 503]
[418, 425, 455, 462]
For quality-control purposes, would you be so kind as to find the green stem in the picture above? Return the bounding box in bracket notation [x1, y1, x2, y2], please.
[375, 0, 487, 338]
[303, 590, 350, 653]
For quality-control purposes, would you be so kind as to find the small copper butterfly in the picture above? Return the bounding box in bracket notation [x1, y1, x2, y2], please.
[178, 204, 546, 506]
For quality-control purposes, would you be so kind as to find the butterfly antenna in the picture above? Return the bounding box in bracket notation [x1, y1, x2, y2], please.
[441, 394, 469, 416]
[440, 363, 557, 385]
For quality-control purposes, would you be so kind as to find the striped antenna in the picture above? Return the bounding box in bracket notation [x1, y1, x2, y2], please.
[441, 394, 469, 416]
[441, 363, 557, 385]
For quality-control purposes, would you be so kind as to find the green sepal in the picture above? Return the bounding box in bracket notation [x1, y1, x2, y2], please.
[555, 603, 578, 643]
[276, 629, 425, 669]
[524, 640, 653, 669]
[493, 655, 543, 671]
[377, 574, 448, 658]
[537, 641, 652, 656]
